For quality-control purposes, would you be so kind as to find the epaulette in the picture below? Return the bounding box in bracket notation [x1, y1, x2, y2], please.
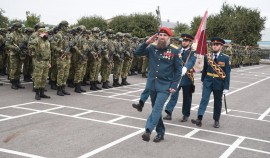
[170, 44, 179, 49]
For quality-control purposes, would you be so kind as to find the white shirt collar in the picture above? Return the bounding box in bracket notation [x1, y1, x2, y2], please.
[213, 52, 220, 59]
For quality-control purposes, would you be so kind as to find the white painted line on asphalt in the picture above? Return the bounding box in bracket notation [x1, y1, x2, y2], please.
[258, 106, 270, 120]
[231, 80, 251, 84]
[226, 76, 270, 96]
[0, 111, 41, 122]
[0, 102, 37, 110]
[219, 136, 245, 158]
[73, 110, 93, 117]
[230, 76, 260, 80]
[78, 129, 145, 158]
[0, 148, 45, 158]
[238, 146, 270, 155]
[235, 66, 267, 72]
[107, 116, 126, 123]
[184, 129, 200, 138]
[0, 114, 12, 118]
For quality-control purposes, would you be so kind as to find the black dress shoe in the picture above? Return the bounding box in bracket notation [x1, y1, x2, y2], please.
[214, 121, 220, 128]
[153, 134, 164, 143]
[180, 116, 189, 122]
[132, 103, 143, 112]
[191, 119, 202, 127]
[142, 132, 150, 142]
[163, 114, 172, 120]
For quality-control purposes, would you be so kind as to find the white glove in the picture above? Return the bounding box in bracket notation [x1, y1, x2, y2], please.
[181, 67, 187, 76]
[223, 89, 229, 95]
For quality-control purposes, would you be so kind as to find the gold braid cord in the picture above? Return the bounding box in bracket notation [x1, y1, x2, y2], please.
[207, 53, 226, 79]
[187, 70, 194, 82]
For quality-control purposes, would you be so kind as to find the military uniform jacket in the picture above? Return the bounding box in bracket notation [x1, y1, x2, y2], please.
[135, 42, 182, 91]
[31, 37, 51, 63]
[179, 48, 196, 86]
[201, 52, 231, 91]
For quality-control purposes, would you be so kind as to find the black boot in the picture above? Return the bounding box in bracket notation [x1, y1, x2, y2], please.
[106, 80, 113, 88]
[94, 81, 102, 90]
[82, 78, 90, 86]
[57, 86, 64, 96]
[121, 78, 130, 86]
[102, 82, 109, 89]
[132, 100, 144, 112]
[79, 82, 86, 92]
[90, 81, 97, 91]
[40, 88, 50, 98]
[113, 79, 119, 87]
[24, 75, 32, 82]
[11, 79, 18, 90]
[62, 85, 70, 95]
[96, 80, 101, 84]
[50, 81, 58, 90]
[16, 80, 25, 89]
[67, 79, 75, 88]
[0, 69, 4, 76]
[35, 88, 40, 100]
[74, 83, 81, 93]
[138, 70, 142, 74]
[142, 72, 148, 78]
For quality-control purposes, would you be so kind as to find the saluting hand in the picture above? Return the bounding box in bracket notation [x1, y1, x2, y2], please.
[146, 33, 158, 44]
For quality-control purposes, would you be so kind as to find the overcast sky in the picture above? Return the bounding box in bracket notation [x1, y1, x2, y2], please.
[1, 0, 270, 28]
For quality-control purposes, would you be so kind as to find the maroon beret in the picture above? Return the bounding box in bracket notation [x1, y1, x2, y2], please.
[159, 27, 173, 36]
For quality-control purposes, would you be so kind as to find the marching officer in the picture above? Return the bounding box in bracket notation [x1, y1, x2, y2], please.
[191, 37, 231, 128]
[135, 27, 182, 142]
[163, 34, 197, 122]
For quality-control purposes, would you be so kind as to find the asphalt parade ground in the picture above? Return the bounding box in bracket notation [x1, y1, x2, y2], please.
[0, 64, 270, 158]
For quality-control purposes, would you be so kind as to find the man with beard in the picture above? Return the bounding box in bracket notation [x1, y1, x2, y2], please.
[135, 27, 182, 142]
[191, 37, 230, 128]
[163, 34, 197, 122]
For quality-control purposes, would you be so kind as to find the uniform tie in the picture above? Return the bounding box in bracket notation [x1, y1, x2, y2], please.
[214, 54, 218, 63]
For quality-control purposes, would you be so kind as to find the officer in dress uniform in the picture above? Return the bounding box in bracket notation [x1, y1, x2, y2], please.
[135, 27, 182, 142]
[163, 34, 197, 122]
[191, 37, 230, 128]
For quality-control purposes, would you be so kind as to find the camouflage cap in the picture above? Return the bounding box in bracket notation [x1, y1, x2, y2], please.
[24, 27, 34, 33]
[78, 25, 86, 32]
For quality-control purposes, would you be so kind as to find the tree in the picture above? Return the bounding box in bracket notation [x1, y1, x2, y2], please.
[108, 13, 159, 37]
[174, 22, 190, 37]
[0, 8, 9, 28]
[77, 15, 107, 31]
[190, 16, 202, 37]
[25, 11, 40, 28]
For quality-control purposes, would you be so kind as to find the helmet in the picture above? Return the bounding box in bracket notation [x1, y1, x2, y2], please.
[59, 20, 69, 27]
[24, 27, 34, 33]
[116, 32, 123, 37]
[124, 33, 132, 38]
[34, 22, 45, 30]
[92, 27, 100, 33]
[0, 28, 8, 33]
[78, 25, 86, 32]
[11, 22, 22, 28]
[106, 29, 113, 34]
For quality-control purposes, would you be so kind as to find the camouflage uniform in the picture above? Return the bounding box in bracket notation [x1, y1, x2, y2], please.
[0, 29, 6, 76]
[112, 32, 124, 87]
[5, 23, 25, 89]
[88, 27, 102, 91]
[29, 28, 51, 100]
[121, 33, 133, 85]
[73, 25, 89, 93]
[22, 27, 34, 82]
[52, 20, 71, 96]
[100, 29, 115, 89]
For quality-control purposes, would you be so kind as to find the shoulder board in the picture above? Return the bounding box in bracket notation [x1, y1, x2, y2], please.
[170, 44, 179, 49]
[221, 53, 229, 57]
